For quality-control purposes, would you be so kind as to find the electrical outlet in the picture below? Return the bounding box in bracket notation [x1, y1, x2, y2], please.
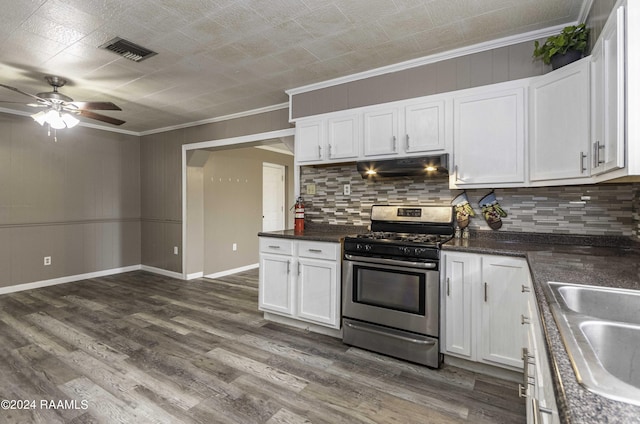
[173, 246, 179, 255]
[44, 256, 51, 266]
[232, 243, 237, 251]
[343, 184, 351, 195]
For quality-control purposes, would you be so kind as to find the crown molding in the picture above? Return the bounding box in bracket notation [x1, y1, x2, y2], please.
[139, 102, 289, 136]
[286, 23, 575, 97]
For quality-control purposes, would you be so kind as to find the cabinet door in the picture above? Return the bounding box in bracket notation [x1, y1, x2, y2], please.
[405, 100, 446, 153]
[327, 114, 360, 160]
[259, 254, 294, 316]
[295, 119, 324, 163]
[363, 108, 398, 156]
[453, 87, 525, 186]
[479, 256, 527, 369]
[297, 258, 339, 328]
[530, 58, 590, 181]
[443, 252, 479, 359]
[592, 5, 625, 175]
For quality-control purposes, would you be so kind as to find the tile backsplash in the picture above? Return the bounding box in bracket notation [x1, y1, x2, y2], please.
[300, 164, 640, 239]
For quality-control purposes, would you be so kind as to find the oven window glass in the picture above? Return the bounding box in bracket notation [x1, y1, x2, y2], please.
[354, 266, 425, 314]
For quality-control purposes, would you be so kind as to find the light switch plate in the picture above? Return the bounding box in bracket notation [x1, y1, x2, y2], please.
[306, 184, 316, 195]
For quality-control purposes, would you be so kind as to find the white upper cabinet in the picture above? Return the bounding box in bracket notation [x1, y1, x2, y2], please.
[404, 99, 447, 153]
[295, 119, 324, 163]
[529, 58, 591, 182]
[327, 113, 360, 160]
[363, 107, 399, 157]
[451, 83, 526, 187]
[591, 4, 626, 176]
[295, 115, 359, 164]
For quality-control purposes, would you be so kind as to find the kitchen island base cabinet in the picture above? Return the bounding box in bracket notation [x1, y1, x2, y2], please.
[442, 252, 527, 371]
[259, 237, 341, 331]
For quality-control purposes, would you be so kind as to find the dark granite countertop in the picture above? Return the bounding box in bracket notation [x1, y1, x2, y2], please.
[258, 223, 368, 243]
[443, 232, 640, 424]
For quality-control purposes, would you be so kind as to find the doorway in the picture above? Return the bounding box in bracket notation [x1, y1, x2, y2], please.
[262, 162, 286, 232]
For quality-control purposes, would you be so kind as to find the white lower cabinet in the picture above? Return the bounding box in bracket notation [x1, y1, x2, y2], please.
[442, 252, 527, 370]
[259, 237, 341, 329]
[522, 285, 560, 424]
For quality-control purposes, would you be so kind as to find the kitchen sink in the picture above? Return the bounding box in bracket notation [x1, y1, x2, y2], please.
[545, 282, 640, 405]
[554, 284, 640, 325]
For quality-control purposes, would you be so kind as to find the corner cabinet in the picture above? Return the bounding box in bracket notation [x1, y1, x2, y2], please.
[529, 58, 591, 182]
[442, 251, 528, 370]
[258, 237, 341, 330]
[451, 82, 526, 188]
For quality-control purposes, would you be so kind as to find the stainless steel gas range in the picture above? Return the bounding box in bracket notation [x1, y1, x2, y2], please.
[342, 205, 455, 368]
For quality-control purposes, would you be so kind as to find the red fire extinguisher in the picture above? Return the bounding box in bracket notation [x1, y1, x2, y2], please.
[294, 197, 305, 232]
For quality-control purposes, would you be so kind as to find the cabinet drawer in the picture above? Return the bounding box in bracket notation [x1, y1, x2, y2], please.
[298, 241, 339, 261]
[259, 238, 294, 255]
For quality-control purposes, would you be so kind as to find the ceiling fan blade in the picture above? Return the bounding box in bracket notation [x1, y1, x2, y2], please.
[69, 101, 122, 111]
[78, 110, 126, 126]
[0, 83, 47, 102]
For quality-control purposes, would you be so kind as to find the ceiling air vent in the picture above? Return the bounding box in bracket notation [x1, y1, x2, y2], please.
[99, 37, 157, 62]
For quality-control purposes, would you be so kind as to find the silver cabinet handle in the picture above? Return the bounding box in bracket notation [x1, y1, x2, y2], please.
[328, 144, 332, 158]
[406, 134, 410, 150]
[297, 262, 301, 275]
[268, 245, 281, 249]
[286, 260, 290, 274]
[521, 285, 531, 293]
[597, 141, 605, 165]
[593, 141, 598, 168]
[521, 314, 531, 325]
[484, 282, 488, 302]
[446, 277, 450, 296]
[580, 151, 587, 173]
[308, 248, 322, 253]
[392, 135, 397, 151]
[318, 145, 322, 158]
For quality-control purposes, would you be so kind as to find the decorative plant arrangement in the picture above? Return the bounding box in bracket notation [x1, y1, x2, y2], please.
[533, 23, 590, 69]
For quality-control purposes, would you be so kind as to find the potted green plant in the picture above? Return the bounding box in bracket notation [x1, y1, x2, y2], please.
[533, 23, 590, 69]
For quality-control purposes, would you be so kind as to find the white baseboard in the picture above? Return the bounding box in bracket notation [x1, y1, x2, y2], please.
[185, 272, 204, 280]
[204, 263, 259, 279]
[140, 265, 184, 280]
[0, 265, 142, 295]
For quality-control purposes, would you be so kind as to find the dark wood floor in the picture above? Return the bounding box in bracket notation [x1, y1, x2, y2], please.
[0, 269, 525, 423]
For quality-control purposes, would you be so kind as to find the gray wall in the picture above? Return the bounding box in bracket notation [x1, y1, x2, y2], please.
[291, 39, 549, 119]
[0, 112, 141, 288]
[202, 147, 294, 275]
[140, 108, 292, 274]
[300, 164, 640, 239]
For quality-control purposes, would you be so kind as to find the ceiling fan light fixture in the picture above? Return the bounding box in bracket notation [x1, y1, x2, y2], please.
[31, 111, 47, 126]
[62, 113, 80, 128]
[31, 110, 79, 129]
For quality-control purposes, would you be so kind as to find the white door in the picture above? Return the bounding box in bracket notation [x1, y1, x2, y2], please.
[443, 252, 478, 359]
[363, 107, 398, 156]
[262, 163, 285, 232]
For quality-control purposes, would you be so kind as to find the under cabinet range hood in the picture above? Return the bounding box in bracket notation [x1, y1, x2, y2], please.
[357, 154, 449, 179]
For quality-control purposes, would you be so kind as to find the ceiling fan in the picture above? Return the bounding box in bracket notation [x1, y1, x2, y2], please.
[0, 76, 126, 128]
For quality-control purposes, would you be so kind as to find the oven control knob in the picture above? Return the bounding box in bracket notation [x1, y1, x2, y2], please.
[415, 248, 426, 256]
[356, 243, 364, 251]
[365, 244, 372, 251]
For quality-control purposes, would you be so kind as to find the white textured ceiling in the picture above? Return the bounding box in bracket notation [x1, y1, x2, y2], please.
[0, 0, 586, 133]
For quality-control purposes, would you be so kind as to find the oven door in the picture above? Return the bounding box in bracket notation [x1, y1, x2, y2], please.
[342, 255, 439, 336]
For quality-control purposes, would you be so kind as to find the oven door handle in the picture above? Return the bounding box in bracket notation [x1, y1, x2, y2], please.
[344, 321, 436, 346]
[344, 254, 437, 269]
